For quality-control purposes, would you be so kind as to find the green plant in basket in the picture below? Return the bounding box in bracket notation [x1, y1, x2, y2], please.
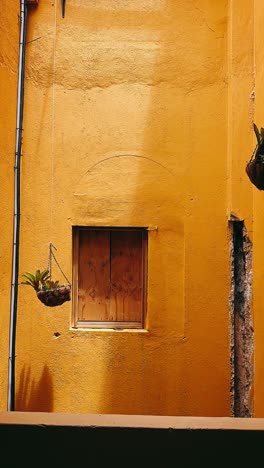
[42, 279, 60, 291]
[21, 244, 71, 307]
[21, 268, 71, 307]
[21, 269, 51, 292]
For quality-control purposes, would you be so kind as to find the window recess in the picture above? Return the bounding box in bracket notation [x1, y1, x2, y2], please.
[72, 227, 148, 329]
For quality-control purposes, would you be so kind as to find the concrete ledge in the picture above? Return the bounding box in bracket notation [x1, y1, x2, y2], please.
[1, 412, 264, 465]
[2, 411, 264, 430]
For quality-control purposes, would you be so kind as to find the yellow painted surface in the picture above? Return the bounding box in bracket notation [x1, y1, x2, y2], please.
[2, 0, 263, 416]
[252, 0, 264, 417]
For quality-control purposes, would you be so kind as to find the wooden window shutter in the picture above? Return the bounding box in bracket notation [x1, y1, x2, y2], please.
[73, 228, 147, 329]
[77, 230, 110, 321]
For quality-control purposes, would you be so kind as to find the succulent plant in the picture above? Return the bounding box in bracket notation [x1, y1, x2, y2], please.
[253, 123, 264, 151]
[21, 269, 51, 292]
[42, 280, 60, 291]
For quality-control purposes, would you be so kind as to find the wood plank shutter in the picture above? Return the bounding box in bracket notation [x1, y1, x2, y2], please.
[74, 228, 146, 328]
[78, 230, 110, 321]
[110, 231, 143, 322]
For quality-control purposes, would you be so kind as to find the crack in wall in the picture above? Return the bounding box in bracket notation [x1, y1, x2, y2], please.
[229, 218, 254, 417]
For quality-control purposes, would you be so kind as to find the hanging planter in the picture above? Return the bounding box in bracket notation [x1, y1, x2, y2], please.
[21, 244, 71, 307]
[36, 283, 71, 307]
[246, 124, 264, 190]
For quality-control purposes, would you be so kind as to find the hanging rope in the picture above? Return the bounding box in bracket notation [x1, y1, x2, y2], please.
[48, 242, 71, 285]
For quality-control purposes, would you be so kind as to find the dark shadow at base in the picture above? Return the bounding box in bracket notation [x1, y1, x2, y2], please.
[16, 364, 53, 412]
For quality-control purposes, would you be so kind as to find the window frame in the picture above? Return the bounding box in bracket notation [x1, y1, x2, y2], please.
[72, 226, 148, 329]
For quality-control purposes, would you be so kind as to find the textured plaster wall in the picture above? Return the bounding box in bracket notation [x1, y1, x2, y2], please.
[226, 0, 255, 415]
[253, 0, 264, 417]
[0, 1, 19, 410]
[1, 0, 237, 415]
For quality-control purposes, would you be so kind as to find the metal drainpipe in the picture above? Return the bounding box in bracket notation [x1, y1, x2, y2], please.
[7, 0, 28, 411]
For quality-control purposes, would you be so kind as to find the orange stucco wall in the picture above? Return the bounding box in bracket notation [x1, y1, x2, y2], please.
[252, 0, 264, 417]
[1, 0, 264, 416]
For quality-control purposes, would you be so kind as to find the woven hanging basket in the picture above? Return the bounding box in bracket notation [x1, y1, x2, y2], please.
[246, 152, 264, 190]
[246, 124, 264, 190]
[37, 284, 71, 307]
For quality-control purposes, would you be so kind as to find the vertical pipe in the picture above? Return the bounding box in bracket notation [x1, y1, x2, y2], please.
[7, 0, 28, 411]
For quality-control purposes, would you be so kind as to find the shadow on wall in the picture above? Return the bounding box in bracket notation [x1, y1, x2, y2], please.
[74, 0, 187, 416]
[42, 0, 228, 416]
[87, 0, 227, 416]
[16, 364, 53, 412]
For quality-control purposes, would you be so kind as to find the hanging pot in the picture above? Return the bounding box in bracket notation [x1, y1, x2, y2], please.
[246, 152, 264, 190]
[37, 284, 71, 307]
